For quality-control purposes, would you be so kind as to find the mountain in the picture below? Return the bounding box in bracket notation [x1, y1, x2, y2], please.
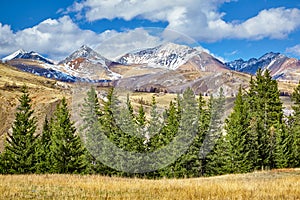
[3, 46, 121, 82]
[58, 45, 121, 80]
[3, 43, 300, 95]
[3, 49, 81, 82]
[115, 42, 233, 95]
[117, 42, 227, 72]
[226, 52, 300, 82]
[58, 45, 108, 66]
[2, 49, 54, 64]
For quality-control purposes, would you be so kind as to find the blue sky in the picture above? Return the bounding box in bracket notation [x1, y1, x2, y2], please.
[0, 0, 300, 62]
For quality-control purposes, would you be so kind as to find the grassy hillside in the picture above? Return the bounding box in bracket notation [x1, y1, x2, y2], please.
[0, 63, 70, 150]
[0, 169, 299, 199]
[0, 62, 297, 151]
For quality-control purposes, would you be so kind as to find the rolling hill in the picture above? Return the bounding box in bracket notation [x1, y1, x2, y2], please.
[0, 63, 71, 150]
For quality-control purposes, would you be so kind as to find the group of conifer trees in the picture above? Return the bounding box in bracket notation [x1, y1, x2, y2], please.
[0, 68, 300, 177]
[0, 86, 89, 174]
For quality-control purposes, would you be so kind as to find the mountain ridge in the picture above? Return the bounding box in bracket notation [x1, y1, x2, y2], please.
[225, 52, 300, 82]
[2, 43, 300, 93]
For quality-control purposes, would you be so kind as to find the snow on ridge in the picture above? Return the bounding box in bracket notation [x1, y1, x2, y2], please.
[118, 42, 200, 70]
[2, 49, 27, 62]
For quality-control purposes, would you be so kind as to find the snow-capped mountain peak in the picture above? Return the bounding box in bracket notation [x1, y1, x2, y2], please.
[57, 45, 121, 80]
[58, 45, 108, 65]
[258, 52, 280, 61]
[225, 52, 289, 75]
[2, 49, 54, 64]
[117, 42, 200, 70]
[2, 49, 27, 62]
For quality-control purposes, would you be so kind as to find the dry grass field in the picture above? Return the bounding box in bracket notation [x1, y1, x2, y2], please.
[0, 169, 299, 199]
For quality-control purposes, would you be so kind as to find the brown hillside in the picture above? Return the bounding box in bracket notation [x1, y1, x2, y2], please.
[0, 63, 71, 151]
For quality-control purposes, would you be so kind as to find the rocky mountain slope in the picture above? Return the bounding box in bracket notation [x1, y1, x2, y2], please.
[117, 42, 227, 72]
[2, 43, 300, 95]
[3, 46, 121, 82]
[226, 52, 300, 82]
[58, 45, 121, 80]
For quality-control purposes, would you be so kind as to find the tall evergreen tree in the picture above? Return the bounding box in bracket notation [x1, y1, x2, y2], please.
[136, 102, 146, 127]
[148, 96, 161, 138]
[203, 88, 227, 176]
[80, 86, 102, 158]
[36, 117, 52, 173]
[288, 81, 300, 167]
[224, 86, 253, 173]
[170, 88, 199, 178]
[80, 87, 116, 174]
[197, 93, 211, 176]
[50, 97, 88, 174]
[148, 100, 179, 177]
[81, 87, 102, 133]
[2, 86, 38, 174]
[247, 69, 284, 169]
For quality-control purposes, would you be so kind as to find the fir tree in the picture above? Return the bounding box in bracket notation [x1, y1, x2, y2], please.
[100, 87, 122, 148]
[50, 97, 88, 174]
[36, 117, 52, 173]
[136, 102, 146, 127]
[203, 88, 226, 176]
[224, 86, 253, 173]
[288, 81, 300, 167]
[247, 69, 284, 169]
[80, 87, 102, 134]
[126, 94, 134, 118]
[149, 100, 179, 178]
[2, 86, 38, 174]
[148, 95, 161, 138]
[171, 88, 199, 178]
[80, 86, 102, 168]
[80, 87, 101, 143]
[197, 93, 211, 176]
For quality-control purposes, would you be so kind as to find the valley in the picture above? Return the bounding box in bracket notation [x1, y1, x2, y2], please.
[1, 42, 299, 150]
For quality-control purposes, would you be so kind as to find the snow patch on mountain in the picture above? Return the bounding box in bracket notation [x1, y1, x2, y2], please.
[225, 52, 287, 75]
[58, 45, 121, 80]
[2, 49, 27, 62]
[2, 49, 54, 64]
[118, 42, 203, 70]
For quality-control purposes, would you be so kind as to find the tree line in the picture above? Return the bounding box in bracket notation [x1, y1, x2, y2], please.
[0, 68, 300, 178]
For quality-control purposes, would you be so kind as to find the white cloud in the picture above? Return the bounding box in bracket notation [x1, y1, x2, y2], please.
[0, 17, 168, 61]
[286, 44, 300, 57]
[69, 1, 300, 42]
[95, 28, 163, 59]
[234, 8, 300, 40]
[0, 16, 113, 60]
[0, 24, 17, 54]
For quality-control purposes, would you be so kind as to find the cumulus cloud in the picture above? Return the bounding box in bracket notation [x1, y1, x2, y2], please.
[0, 17, 205, 61]
[0, 16, 114, 60]
[234, 8, 300, 40]
[0, 24, 17, 54]
[95, 28, 163, 59]
[286, 44, 300, 57]
[69, 0, 300, 42]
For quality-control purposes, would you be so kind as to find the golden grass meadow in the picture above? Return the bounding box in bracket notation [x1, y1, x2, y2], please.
[0, 169, 299, 199]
